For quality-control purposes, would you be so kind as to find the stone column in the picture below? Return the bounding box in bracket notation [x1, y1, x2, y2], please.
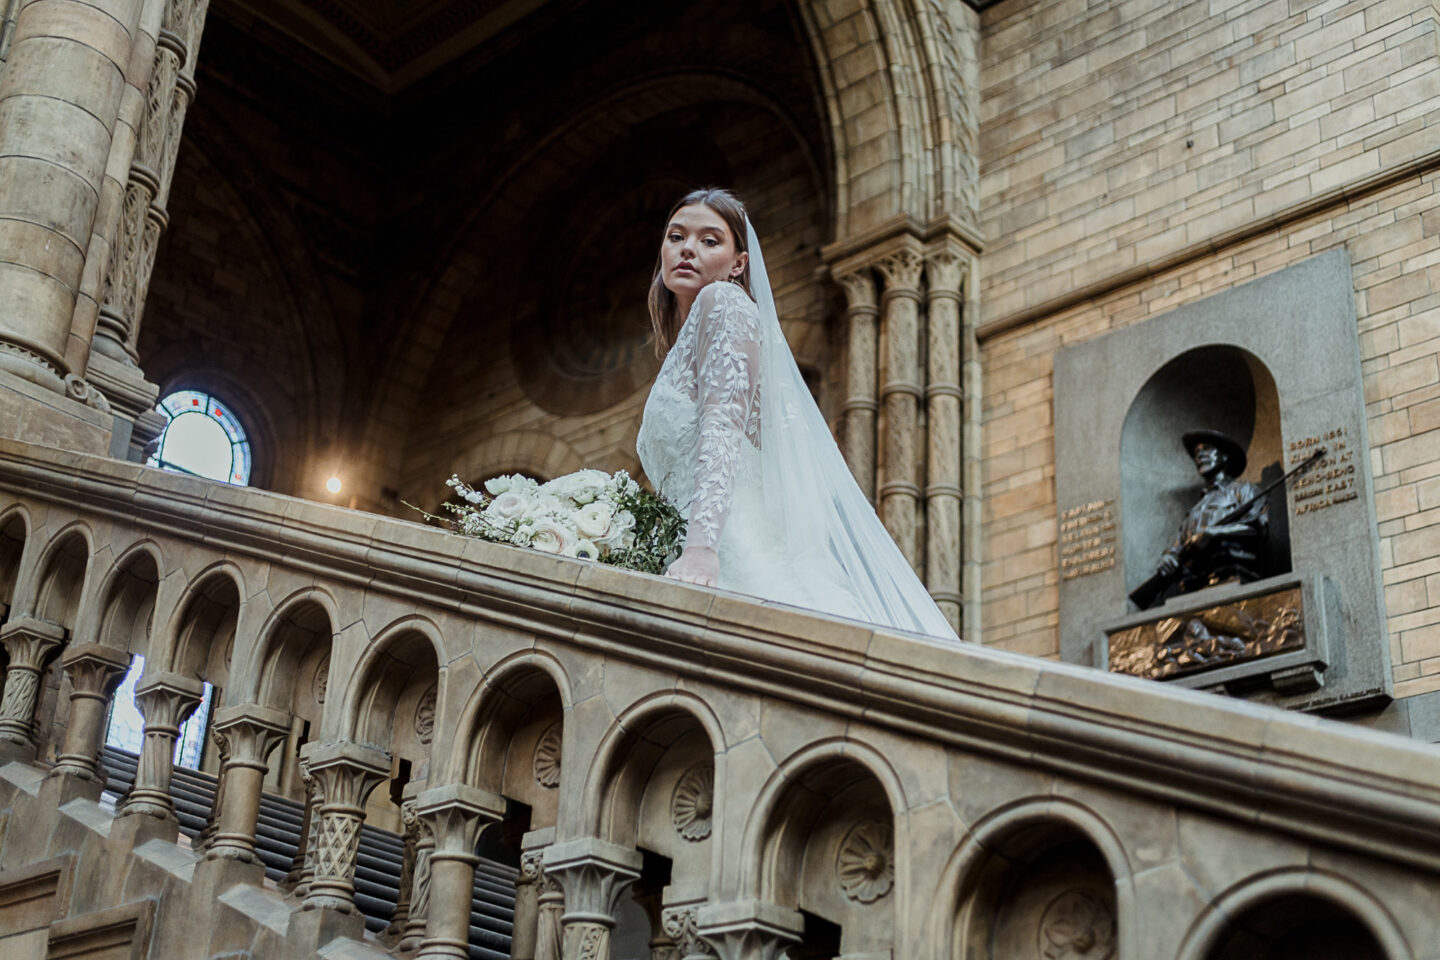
[299, 740, 391, 914]
[195, 722, 231, 853]
[386, 795, 420, 939]
[204, 703, 290, 863]
[0, 0, 145, 394]
[0, 617, 65, 753]
[961, 256, 983, 644]
[512, 846, 545, 960]
[118, 670, 204, 819]
[398, 796, 436, 951]
[50, 643, 130, 780]
[415, 784, 505, 959]
[87, 0, 210, 457]
[695, 901, 802, 960]
[874, 246, 927, 571]
[837, 269, 879, 503]
[924, 247, 965, 633]
[283, 761, 323, 896]
[543, 838, 643, 960]
[534, 865, 565, 960]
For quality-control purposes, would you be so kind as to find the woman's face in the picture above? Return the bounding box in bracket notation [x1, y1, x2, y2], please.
[660, 203, 748, 299]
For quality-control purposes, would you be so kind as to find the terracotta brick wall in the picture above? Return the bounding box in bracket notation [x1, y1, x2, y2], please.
[977, 0, 1440, 705]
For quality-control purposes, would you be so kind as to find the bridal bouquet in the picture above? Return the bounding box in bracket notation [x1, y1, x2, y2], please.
[415, 469, 685, 575]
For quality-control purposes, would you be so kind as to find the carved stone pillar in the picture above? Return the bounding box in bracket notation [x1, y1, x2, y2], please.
[924, 246, 965, 633]
[195, 723, 231, 854]
[398, 796, 436, 951]
[415, 784, 506, 959]
[204, 703, 290, 863]
[0, 0, 146, 395]
[118, 671, 204, 819]
[0, 617, 65, 751]
[90, 0, 210, 458]
[50, 644, 130, 780]
[662, 902, 719, 960]
[386, 795, 420, 938]
[961, 255, 983, 643]
[874, 247, 927, 571]
[284, 761, 323, 896]
[837, 269, 879, 503]
[299, 740, 390, 914]
[535, 864, 565, 960]
[512, 846, 545, 960]
[696, 901, 802, 960]
[544, 838, 644, 960]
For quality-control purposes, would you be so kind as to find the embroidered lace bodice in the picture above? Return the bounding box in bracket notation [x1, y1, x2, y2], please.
[637, 281, 761, 551]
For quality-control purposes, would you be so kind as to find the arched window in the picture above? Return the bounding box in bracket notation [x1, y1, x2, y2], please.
[148, 390, 252, 485]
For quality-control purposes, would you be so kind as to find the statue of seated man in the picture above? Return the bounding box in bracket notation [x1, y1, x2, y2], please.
[1146, 429, 1269, 605]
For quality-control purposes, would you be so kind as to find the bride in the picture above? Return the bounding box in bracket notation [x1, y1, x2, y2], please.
[636, 188, 958, 641]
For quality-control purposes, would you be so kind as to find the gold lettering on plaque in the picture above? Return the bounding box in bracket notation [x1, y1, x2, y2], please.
[1287, 426, 1358, 514]
[1060, 499, 1117, 580]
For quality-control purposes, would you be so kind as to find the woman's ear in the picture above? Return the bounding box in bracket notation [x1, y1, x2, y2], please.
[732, 250, 749, 279]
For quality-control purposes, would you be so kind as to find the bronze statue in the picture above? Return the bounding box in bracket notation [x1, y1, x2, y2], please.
[1130, 430, 1268, 610]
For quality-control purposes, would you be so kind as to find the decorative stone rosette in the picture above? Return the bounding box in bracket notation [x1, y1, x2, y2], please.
[533, 722, 562, 788]
[670, 762, 715, 842]
[1038, 890, 1116, 960]
[835, 819, 894, 903]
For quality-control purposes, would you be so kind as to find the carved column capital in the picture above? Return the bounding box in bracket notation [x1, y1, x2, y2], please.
[835, 268, 878, 315]
[662, 903, 719, 960]
[132, 671, 205, 733]
[696, 901, 803, 960]
[925, 246, 966, 298]
[0, 616, 66, 748]
[211, 703, 290, 768]
[51, 643, 130, 779]
[299, 740, 391, 914]
[873, 247, 926, 300]
[543, 837, 644, 927]
[58, 643, 130, 699]
[416, 783, 504, 856]
[0, 615, 66, 667]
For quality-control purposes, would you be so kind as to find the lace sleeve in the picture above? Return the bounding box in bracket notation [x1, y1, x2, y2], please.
[687, 281, 760, 550]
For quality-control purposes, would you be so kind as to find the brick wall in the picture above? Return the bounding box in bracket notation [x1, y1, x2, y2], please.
[978, 0, 1440, 706]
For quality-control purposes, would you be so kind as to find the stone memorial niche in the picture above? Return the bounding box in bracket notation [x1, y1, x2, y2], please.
[1053, 250, 1390, 712]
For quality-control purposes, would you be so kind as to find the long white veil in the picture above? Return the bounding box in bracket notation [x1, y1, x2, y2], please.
[747, 219, 959, 641]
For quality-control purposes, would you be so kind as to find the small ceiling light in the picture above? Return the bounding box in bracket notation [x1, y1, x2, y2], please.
[326, 476, 342, 495]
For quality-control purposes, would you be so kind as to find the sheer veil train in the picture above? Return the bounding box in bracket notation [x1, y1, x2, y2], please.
[742, 218, 958, 641]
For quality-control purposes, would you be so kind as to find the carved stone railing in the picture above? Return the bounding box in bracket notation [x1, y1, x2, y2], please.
[0, 436, 1438, 959]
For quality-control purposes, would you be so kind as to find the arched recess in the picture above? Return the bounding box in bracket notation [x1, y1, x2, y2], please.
[0, 506, 28, 618]
[945, 800, 1132, 960]
[746, 741, 907, 957]
[1177, 869, 1412, 960]
[458, 654, 569, 835]
[33, 524, 93, 632]
[158, 564, 243, 772]
[249, 590, 336, 796]
[339, 618, 441, 829]
[94, 543, 162, 656]
[1120, 344, 1288, 595]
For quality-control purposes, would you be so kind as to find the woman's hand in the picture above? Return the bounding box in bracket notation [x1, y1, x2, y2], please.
[665, 545, 719, 587]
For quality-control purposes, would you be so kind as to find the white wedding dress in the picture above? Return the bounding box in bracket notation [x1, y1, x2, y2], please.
[636, 222, 958, 642]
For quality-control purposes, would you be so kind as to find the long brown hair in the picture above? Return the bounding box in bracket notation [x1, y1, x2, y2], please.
[647, 187, 752, 358]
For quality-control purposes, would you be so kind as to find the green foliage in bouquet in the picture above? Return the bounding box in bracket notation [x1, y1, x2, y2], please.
[408, 469, 685, 575]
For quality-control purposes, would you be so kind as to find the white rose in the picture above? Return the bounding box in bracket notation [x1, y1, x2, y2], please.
[529, 520, 575, 555]
[524, 494, 565, 521]
[488, 491, 530, 520]
[544, 469, 610, 505]
[595, 509, 636, 549]
[484, 475, 514, 496]
[575, 502, 614, 538]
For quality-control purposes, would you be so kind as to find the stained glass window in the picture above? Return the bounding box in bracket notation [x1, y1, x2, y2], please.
[148, 390, 251, 485]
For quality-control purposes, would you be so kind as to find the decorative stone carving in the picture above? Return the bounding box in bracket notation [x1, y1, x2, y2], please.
[662, 905, 718, 960]
[398, 801, 435, 951]
[387, 798, 419, 937]
[543, 838, 643, 960]
[119, 671, 204, 820]
[835, 819, 894, 903]
[62, 375, 112, 413]
[414, 683, 436, 745]
[51, 644, 130, 781]
[670, 762, 714, 842]
[533, 721, 561, 788]
[874, 245, 927, 570]
[313, 654, 330, 704]
[696, 901, 803, 960]
[0, 617, 65, 748]
[1110, 586, 1304, 681]
[414, 784, 505, 959]
[1037, 890, 1116, 960]
[297, 740, 391, 914]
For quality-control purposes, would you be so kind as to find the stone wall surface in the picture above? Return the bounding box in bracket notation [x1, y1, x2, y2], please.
[0, 440, 1436, 958]
[978, 0, 1440, 721]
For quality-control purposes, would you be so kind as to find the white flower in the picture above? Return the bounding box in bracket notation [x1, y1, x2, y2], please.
[544, 469, 611, 505]
[529, 520, 575, 555]
[575, 502, 614, 538]
[484, 475, 513, 496]
[524, 494, 565, 521]
[488, 491, 530, 520]
[595, 510, 635, 550]
[571, 539, 600, 560]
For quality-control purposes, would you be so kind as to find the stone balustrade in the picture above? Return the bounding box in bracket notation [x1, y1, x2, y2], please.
[0, 436, 1438, 959]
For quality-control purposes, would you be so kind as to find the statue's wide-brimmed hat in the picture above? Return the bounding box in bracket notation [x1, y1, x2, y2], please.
[1182, 429, 1246, 475]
